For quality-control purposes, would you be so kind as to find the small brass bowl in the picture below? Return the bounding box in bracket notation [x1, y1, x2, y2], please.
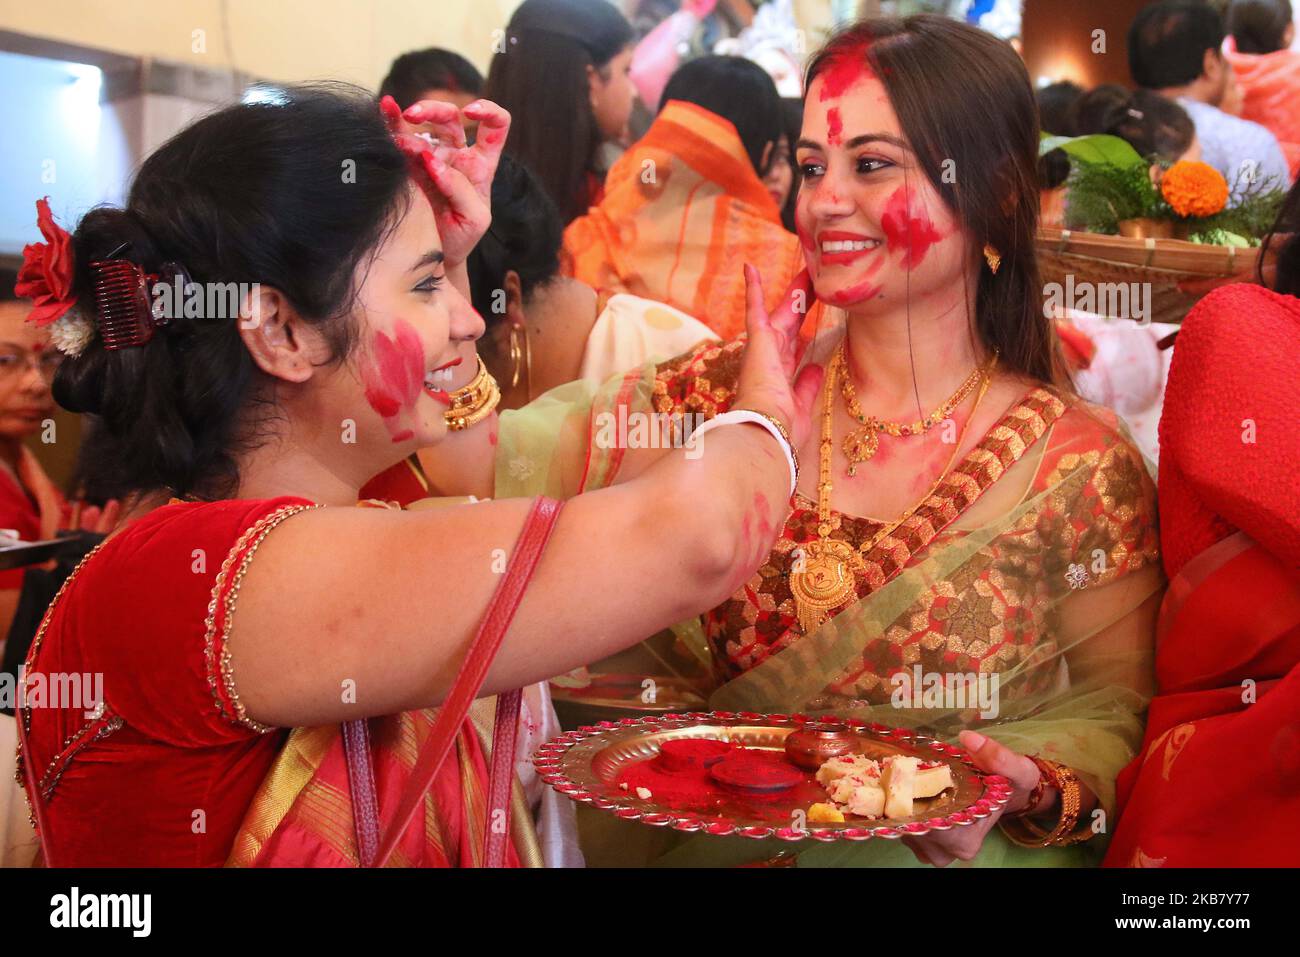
[783, 722, 856, 770]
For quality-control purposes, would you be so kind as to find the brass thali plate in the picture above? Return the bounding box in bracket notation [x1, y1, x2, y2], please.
[534, 711, 1013, 842]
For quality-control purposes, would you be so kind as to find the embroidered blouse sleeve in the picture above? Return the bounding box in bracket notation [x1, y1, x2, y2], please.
[90, 498, 317, 745]
[652, 336, 745, 420]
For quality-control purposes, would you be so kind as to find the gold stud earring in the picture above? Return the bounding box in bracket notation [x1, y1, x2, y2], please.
[983, 243, 1002, 274]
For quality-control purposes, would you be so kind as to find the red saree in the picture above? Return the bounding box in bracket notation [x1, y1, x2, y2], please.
[18, 497, 512, 867]
[1104, 533, 1300, 866]
[1105, 284, 1300, 866]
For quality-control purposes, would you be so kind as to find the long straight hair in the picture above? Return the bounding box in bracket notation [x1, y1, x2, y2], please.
[484, 0, 633, 225]
[806, 16, 1070, 389]
[1262, 177, 1300, 295]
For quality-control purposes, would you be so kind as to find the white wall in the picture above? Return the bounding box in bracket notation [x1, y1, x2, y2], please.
[0, 0, 524, 87]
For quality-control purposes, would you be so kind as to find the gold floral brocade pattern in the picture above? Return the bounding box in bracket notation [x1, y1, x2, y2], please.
[652, 339, 1161, 704]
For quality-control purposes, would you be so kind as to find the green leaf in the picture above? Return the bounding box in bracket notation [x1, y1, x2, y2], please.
[1039, 133, 1145, 170]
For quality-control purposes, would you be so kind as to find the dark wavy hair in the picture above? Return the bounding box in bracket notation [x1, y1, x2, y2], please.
[484, 0, 633, 225]
[57, 84, 410, 502]
[805, 16, 1069, 388]
[378, 48, 484, 109]
[1263, 177, 1300, 296]
[1228, 0, 1294, 54]
[1073, 85, 1196, 164]
[1129, 1, 1226, 90]
[466, 155, 564, 331]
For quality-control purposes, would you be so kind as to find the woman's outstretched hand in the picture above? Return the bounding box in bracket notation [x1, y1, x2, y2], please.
[901, 730, 1043, 867]
[379, 95, 511, 267]
[736, 266, 823, 451]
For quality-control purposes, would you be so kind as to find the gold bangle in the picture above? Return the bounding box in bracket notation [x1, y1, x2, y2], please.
[998, 758, 1095, 848]
[444, 355, 501, 431]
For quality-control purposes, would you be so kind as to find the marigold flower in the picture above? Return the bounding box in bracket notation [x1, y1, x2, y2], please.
[1160, 160, 1229, 218]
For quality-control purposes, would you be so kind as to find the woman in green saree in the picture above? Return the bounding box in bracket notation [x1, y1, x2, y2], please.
[497, 15, 1164, 867]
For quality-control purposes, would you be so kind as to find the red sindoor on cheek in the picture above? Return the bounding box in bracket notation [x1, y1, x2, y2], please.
[362, 318, 427, 443]
[824, 258, 884, 308]
[880, 187, 945, 269]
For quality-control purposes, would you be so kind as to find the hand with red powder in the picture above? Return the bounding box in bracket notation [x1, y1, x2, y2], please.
[379, 95, 511, 268]
[736, 266, 823, 451]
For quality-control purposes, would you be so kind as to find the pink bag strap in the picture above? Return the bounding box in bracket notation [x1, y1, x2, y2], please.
[354, 496, 563, 868]
[342, 717, 381, 866]
[483, 688, 523, 867]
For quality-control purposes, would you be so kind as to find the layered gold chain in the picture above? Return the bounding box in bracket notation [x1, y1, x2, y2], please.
[839, 342, 997, 476]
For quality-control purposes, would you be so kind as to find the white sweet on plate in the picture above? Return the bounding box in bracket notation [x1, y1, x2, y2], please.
[881, 755, 920, 819]
[816, 754, 880, 787]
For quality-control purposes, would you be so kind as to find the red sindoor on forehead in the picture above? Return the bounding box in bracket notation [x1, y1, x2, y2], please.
[826, 107, 844, 147]
[815, 39, 874, 102]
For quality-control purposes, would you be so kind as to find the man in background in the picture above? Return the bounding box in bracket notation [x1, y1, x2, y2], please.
[1129, 0, 1291, 188]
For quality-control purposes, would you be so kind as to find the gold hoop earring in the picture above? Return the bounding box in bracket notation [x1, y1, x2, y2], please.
[507, 322, 533, 401]
[508, 323, 525, 390]
[983, 243, 1002, 274]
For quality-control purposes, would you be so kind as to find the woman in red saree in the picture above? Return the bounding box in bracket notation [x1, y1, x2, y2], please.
[1105, 189, 1300, 867]
[14, 85, 812, 867]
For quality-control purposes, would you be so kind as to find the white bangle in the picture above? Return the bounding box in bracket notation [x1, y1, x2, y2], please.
[689, 409, 799, 498]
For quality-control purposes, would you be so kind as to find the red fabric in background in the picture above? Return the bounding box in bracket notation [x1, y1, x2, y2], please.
[1105, 283, 1300, 866]
[1156, 284, 1300, 578]
[1105, 539, 1300, 866]
[0, 468, 42, 589]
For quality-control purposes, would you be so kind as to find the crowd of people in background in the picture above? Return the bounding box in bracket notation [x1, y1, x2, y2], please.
[2, 0, 1298, 870]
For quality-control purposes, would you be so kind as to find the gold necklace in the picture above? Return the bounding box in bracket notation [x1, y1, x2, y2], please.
[840, 343, 998, 476]
[788, 348, 993, 633]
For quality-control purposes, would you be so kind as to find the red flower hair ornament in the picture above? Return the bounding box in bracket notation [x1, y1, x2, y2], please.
[14, 197, 98, 357]
[16, 197, 78, 327]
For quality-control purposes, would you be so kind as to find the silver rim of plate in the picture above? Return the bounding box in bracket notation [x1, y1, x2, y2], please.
[533, 710, 1015, 842]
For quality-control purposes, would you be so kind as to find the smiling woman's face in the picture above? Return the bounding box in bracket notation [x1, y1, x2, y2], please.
[326, 186, 484, 457]
[795, 63, 972, 312]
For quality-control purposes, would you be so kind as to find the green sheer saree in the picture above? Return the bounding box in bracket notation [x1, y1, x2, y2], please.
[498, 331, 1163, 867]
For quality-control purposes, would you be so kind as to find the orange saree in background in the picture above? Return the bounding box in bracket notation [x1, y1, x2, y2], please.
[563, 100, 804, 341]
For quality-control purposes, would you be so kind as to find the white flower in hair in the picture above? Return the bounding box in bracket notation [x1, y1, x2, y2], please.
[49, 308, 95, 357]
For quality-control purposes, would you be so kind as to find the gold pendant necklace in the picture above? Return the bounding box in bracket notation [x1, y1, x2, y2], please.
[839, 343, 997, 476]
[789, 347, 993, 633]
